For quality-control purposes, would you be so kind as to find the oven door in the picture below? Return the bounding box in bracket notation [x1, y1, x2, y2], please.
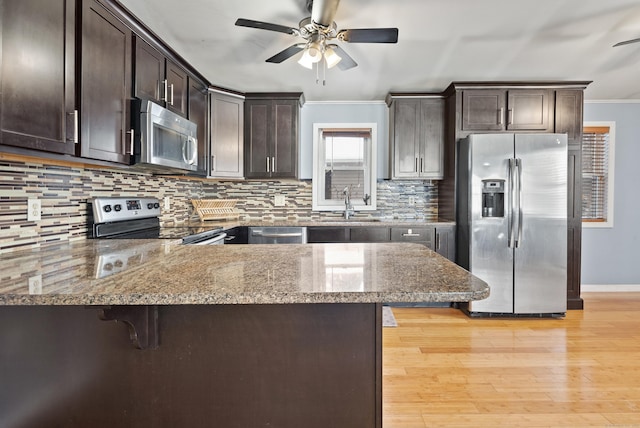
[187, 232, 227, 245]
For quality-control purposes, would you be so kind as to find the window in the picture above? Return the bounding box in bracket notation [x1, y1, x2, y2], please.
[312, 123, 377, 211]
[582, 122, 615, 228]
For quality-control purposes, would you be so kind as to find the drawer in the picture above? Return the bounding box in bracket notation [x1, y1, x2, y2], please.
[349, 227, 390, 242]
[391, 227, 433, 243]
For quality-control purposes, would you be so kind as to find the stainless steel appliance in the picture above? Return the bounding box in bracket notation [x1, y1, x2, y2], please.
[89, 197, 226, 245]
[133, 100, 198, 173]
[248, 227, 307, 244]
[457, 133, 567, 316]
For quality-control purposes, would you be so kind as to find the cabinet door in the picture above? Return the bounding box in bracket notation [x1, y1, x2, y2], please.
[555, 89, 583, 149]
[391, 227, 433, 247]
[350, 227, 390, 242]
[419, 99, 444, 179]
[506, 90, 552, 131]
[461, 90, 505, 131]
[210, 92, 244, 178]
[307, 227, 349, 243]
[435, 225, 455, 261]
[392, 99, 420, 178]
[1, 0, 77, 155]
[166, 60, 188, 117]
[271, 100, 298, 178]
[80, 0, 132, 164]
[244, 100, 270, 178]
[188, 76, 208, 176]
[134, 38, 164, 104]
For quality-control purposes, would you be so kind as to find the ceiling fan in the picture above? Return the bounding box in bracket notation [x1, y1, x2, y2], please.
[235, 0, 398, 71]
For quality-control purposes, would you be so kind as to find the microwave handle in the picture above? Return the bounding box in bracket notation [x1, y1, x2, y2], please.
[182, 137, 198, 165]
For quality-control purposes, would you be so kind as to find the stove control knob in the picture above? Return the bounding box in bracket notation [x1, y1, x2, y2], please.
[153, 202, 160, 209]
[114, 204, 122, 212]
[147, 203, 154, 209]
[103, 205, 112, 213]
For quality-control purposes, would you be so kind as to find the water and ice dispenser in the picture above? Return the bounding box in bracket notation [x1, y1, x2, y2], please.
[481, 179, 505, 217]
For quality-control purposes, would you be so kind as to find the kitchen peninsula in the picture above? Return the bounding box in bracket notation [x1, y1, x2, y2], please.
[0, 240, 488, 428]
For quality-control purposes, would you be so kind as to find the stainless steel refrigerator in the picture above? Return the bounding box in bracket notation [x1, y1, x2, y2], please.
[457, 133, 567, 316]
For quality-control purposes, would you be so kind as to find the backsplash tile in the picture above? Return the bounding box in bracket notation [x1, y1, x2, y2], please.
[1, 158, 438, 253]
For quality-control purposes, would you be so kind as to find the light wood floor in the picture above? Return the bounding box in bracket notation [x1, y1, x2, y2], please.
[383, 293, 640, 427]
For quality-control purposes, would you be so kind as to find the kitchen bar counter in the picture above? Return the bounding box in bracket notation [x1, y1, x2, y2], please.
[0, 240, 487, 428]
[0, 239, 487, 306]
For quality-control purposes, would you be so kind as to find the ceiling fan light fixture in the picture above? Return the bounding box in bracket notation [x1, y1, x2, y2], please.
[298, 48, 317, 69]
[324, 45, 342, 69]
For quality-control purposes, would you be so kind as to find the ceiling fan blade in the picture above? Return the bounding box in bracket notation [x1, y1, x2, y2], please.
[311, 0, 341, 27]
[330, 45, 357, 70]
[235, 18, 299, 36]
[338, 28, 399, 43]
[613, 37, 640, 47]
[266, 44, 306, 63]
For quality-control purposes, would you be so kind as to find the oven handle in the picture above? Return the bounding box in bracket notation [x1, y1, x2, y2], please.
[188, 233, 227, 245]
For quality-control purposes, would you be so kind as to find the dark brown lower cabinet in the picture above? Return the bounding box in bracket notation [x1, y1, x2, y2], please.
[0, 304, 382, 428]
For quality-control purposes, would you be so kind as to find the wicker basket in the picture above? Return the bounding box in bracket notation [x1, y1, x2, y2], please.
[191, 199, 239, 221]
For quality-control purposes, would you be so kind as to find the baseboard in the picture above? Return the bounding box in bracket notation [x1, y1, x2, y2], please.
[581, 284, 640, 292]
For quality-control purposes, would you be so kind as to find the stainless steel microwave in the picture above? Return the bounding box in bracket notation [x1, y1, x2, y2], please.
[133, 100, 198, 172]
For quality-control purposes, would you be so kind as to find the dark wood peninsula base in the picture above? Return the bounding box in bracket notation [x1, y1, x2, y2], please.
[0, 303, 382, 428]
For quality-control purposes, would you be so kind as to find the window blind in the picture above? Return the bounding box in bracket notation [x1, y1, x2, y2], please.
[582, 126, 609, 222]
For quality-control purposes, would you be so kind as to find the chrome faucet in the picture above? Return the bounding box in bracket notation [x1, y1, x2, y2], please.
[343, 186, 355, 219]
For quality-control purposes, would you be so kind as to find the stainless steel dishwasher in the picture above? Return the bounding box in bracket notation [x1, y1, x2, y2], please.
[248, 227, 307, 244]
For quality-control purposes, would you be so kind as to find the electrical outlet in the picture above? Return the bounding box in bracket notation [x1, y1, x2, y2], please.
[274, 195, 286, 207]
[27, 198, 41, 221]
[29, 275, 43, 294]
[164, 196, 171, 211]
[408, 196, 416, 205]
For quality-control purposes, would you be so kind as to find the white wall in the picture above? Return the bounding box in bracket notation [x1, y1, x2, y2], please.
[299, 101, 389, 180]
[582, 101, 640, 286]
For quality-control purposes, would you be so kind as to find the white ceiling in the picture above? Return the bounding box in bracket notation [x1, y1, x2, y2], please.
[118, 0, 640, 102]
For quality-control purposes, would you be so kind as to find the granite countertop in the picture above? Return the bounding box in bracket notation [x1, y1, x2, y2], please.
[175, 218, 456, 229]
[0, 240, 487, 306]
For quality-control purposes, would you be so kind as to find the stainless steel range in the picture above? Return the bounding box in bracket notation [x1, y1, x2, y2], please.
[89, 197, 226, 245]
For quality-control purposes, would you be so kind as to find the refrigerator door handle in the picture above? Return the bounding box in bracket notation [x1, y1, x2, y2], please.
[508, 158, 516, 248]
[515, 158, 523, 248]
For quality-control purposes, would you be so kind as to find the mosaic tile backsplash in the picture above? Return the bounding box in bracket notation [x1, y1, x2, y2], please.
[1, 159, 438, 253]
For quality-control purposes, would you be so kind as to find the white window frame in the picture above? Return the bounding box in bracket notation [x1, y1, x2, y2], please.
[582, 121, 615, 228]
[312, 123, 377, 212]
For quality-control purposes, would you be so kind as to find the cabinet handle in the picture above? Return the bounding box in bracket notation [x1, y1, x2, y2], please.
[420, 158, 423, 173]
[498, 108, 504, 125]
[272, 156, 276, 173]
[68, 110, 79, 143]
[508, 108, 513, 125]
[162, 80, 168, 102]
[170, 84, 174, 106]
[436, 233, 440, 250]
[415, 158, 418, 173]
[266, 157, 270, 173]
[402, 233, 421, 237]
[211, 155, 216, 171]
[126, 129, 134, 155]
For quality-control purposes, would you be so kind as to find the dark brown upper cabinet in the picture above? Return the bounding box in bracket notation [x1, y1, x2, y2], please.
[461, 89, 552, 132]
[79, 0, 133, 164]
[389, 97, 444, 179]
[0, 0, 78, 155]
[244, 94, 302, 179]
[188, 75, 209, 176]
[134, 38, 188, 117]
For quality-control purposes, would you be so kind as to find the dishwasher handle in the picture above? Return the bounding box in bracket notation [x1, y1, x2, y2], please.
[253, 231, 303, 238]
